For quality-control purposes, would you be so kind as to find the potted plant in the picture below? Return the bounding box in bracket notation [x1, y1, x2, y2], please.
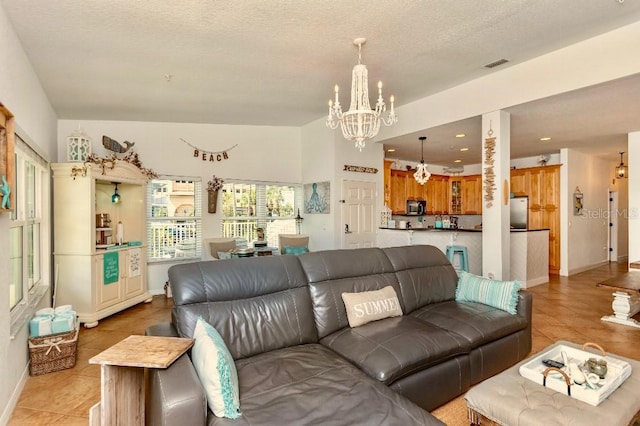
[206, 175, 224, 213]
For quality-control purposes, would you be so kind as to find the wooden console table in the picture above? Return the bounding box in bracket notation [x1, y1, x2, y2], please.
[89, 335, 194, 426]
[596, 273, 640, 329]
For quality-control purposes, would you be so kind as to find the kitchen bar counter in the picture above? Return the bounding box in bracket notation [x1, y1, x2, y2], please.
[377, 228, 549, 288]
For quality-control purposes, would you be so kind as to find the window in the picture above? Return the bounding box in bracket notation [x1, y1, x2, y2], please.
[9, 133, 48, 320]
[221, 181, 302, 247]
[147, 177, 202, 261]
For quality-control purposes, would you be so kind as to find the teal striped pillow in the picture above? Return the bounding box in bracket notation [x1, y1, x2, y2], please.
[455, 271, 521, 315]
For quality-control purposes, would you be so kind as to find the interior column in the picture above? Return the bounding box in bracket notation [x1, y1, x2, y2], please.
[481, 111, 511, 280]
[628, 132, 640, 267]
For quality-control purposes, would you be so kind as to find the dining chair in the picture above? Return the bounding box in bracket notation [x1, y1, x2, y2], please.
[204, 237, 237, 260]
[278, 234, 309, 255]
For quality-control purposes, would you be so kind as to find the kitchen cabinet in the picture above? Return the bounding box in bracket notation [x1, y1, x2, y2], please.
[52, 162, 151, 327]
[450, 177, 462, 215]
[406, 171, 426, 201]
[510, 165, 561, 274]
[383, 160, 393, 209]
[461, 175, 482, 215]
[425, 175, 449, 215]
[390, 169, 408, 214]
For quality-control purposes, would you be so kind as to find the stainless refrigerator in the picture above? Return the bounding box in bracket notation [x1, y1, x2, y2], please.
[510, 196, 528, 229]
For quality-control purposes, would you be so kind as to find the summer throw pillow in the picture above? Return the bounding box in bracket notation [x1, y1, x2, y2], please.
[191, 317, 241, 419]
[341, 286, 403, 328]
[455, 271, 521, 315]
[283, 246, 308, 255]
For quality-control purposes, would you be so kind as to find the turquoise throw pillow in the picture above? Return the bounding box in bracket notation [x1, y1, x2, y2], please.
[191, 317, 241, 419]
[283, 246, 308, 255]
[455, 271, 520, 315]
[217, 251, 232, 260]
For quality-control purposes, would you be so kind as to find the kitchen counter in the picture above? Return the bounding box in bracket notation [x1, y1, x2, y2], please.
[377, 228, 549, 288]
[379, 227, 549, 232]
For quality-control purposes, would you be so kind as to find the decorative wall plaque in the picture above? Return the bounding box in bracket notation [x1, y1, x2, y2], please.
[343, 165, 378, 174]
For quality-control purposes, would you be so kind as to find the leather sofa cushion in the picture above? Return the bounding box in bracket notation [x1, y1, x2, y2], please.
[300, 248, 403, 339]
[383, 245, 460, 314]
[320, 316, 470, 385]
[209, 343, 443, 426]
[410, 300, 529, 348]
[168, 256, 317, 360]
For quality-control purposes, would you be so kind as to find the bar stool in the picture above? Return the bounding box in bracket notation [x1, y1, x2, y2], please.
[446, 245, 469, 273]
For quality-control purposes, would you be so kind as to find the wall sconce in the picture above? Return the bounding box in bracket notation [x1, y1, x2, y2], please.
[295, 208, 304, 234]
[112, 183, 121, 203]
[615, 152, 628, 179]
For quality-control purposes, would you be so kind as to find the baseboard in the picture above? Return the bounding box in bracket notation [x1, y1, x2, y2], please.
[0, 363, 29, 425]
[523, 275, 549, 288]
[568, 260, 609, 276]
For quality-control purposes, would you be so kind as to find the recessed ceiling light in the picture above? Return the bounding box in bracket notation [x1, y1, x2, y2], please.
[460, 147, 469, 152]
[455, 134, 466, 138]
[539, 137, 552, 141]
[454, 159, 462, 163]
[387, 148, 396, 152]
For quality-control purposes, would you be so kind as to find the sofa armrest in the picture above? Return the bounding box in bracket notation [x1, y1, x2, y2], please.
[146, 322, 179, 337]
[517, 290, 532, 323]
[147, 352, 207, 426]
[146, 323, 207, 426]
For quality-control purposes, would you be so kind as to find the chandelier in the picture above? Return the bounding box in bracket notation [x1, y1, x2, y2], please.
[326, 38, 397, 151]
[414, 136, 431, 185]
[615, 151, 628, 178]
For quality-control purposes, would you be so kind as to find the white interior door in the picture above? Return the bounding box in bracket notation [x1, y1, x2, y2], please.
[342, 180, 376, 249]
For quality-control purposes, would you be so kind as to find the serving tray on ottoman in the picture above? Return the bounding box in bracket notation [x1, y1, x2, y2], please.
[518, 342, 632, 406]
[465, 341, 640, 426]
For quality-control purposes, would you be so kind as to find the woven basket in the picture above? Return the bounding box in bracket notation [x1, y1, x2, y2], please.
[28, 327, 79, 376]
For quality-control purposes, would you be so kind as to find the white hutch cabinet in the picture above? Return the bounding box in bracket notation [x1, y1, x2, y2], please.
[52, 162, 151, 327]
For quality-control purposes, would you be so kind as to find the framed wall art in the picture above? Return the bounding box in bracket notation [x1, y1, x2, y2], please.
[304, 181, 330, 214]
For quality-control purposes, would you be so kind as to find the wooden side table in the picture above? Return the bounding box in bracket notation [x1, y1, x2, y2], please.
[89, 335, 194, 426]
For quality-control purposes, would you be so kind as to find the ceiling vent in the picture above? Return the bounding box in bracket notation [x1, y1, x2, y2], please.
[484, 59, 509, 69]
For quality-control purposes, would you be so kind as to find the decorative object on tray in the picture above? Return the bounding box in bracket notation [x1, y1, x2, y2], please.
[519, 341, 631, 406]
[180, 138, 237, 163]
[207, 175, 224, 214]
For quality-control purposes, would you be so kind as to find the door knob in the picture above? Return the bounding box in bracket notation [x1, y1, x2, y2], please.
[345, 224, 352, 234]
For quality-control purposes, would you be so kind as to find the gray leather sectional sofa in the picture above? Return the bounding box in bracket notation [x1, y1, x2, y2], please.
[146, 245, 532, 425]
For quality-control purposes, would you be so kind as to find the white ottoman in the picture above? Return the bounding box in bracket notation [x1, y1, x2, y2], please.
[465, 341, 640, 426]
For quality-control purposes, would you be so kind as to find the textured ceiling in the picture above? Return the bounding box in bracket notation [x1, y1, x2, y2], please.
[3, 0, 640, 164]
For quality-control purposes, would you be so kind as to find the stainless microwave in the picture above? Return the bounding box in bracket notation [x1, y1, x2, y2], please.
[406, 200, 426, 215]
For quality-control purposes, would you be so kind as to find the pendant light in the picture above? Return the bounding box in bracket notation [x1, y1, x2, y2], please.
[414, 136, 431, 185]
[112, 183, 121, 203]
[615, 152, 628, 179]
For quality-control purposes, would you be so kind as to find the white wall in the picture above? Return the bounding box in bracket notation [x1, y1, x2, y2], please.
[0, 2, 58, 423]
[57, 120, 302, 294]
[561, 149, 619, 275]
[628, 132, 640, 265]
[300, 117, 336, 251]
